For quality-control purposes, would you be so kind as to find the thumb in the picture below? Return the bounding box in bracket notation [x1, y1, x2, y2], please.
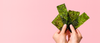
[60, 24, 67, 34]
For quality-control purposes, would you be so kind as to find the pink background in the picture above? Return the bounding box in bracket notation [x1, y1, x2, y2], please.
[0, 0, 100, 43]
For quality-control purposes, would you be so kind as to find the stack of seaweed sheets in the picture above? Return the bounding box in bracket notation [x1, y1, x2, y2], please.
[52, 4, 89, 32]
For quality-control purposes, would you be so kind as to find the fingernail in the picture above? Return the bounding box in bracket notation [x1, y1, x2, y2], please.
[64, 24, 66, 27]
[70, 24, 72, 27]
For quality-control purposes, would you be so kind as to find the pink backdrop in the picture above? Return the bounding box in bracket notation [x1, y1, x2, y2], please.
[0, 0, 100, 43]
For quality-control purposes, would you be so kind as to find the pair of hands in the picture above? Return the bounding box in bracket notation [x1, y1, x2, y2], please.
[53, 24, 82, 43]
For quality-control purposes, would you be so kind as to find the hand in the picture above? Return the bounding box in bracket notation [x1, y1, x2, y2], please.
[68, 24, 82, 43]
[53, 24, 68, 43]
[53, 24, 82, 43]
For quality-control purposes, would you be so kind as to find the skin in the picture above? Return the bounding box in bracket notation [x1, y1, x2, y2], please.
[53, 24, 82, 43]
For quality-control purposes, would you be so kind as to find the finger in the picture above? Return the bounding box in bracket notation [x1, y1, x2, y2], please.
[76, 29, 82, 37]
[68, 34, 71, 41]
[57, 30, 61, 34]
[53, 30, 60, 39]
[55, 30, 60, 34]
[70, 24, 76, 33]
[53, 30, 60, 37]
[60, 24, 67, 34]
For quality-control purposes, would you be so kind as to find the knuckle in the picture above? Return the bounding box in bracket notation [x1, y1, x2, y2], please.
[79, 34, 82, 38]
[80, 36, 83, 39]
[52, 35, 54, 38]
[52, 34, 55, 38]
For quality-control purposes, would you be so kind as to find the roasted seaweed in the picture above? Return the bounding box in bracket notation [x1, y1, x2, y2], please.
[52, 3, 89, 32]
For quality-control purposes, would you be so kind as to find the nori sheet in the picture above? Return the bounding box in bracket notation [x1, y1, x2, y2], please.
[52, 14, 64, 30]
[52, 3, 89, 32]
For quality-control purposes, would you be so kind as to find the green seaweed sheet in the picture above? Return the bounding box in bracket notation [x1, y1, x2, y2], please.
[74, 12, 89, 28]
[52, 14, 64, 30]
[52, 3, 89, 32]
[57, 4, 68, 24]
